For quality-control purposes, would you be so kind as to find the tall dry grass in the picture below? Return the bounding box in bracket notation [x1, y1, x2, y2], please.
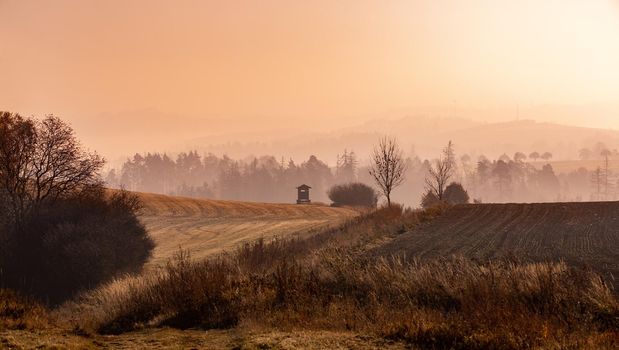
[0, 289, 51, 330]
[64, 204, 619, 349]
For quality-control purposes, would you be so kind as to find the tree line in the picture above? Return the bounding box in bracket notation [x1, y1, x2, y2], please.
[106, 141, 615, 206]
[106, 151, 359, 203]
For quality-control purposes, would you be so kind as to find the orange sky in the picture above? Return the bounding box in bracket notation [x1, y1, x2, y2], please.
[1, 0, 619, 157]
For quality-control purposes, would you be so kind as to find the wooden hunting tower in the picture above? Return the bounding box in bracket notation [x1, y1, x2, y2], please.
[296, 184, 311, 204]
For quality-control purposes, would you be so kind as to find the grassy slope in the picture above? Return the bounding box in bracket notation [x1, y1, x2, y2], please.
[136, 192, 359, 266]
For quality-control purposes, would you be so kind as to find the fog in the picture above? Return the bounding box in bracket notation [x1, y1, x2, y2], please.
[3, 1, 619, 154]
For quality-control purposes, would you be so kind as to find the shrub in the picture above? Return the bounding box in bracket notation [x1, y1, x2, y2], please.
[0, 112, 155, 304]
[421, 190, 441, 209]
[328, 182, 378, 207]
[0, 190, 154, 304]
[80, 248, 619, 349]
[443, 182, 470, 205]
[69, 207, 618, 350]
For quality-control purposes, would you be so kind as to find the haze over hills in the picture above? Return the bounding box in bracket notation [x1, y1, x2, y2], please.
[160, 116, 619, 166]
[62, 102, 619, 168]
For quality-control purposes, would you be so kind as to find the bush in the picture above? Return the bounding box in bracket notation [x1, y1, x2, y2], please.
[328, 182, 378, 207]
[1, 189, 154, 304]
[421, 183, 470, 208]
[444, 182, 470, 205]
[421, 191, 441, 209]
[0, 112, 155, 304]
[80, 244, 619, 349]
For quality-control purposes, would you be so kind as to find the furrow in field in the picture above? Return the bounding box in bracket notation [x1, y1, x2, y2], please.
[373, 201, 619, 290]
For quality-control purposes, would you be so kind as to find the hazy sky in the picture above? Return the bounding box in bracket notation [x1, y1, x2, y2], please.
[2, 0, 619, 157]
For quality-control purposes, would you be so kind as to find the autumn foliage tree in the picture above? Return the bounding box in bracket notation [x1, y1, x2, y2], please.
[0, 112, 154, 303]
[0, 113, 105, 224]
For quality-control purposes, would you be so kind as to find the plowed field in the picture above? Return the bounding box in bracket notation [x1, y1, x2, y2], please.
[376, 202, 619, 289]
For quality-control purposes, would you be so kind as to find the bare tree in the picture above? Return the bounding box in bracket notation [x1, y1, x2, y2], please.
[369, 136, 407, 207]
[425, 141, 456, 201]
[0, 112, 104, 223]
[601, 149, 613, 200]
[591, 166, 603, 201]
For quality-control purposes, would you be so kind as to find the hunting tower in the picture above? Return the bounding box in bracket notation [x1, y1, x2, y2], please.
[296, 184, 311, 204]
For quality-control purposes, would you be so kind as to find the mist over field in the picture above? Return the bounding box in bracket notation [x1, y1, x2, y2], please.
[100, 114, 619, 207]
[2, 1, 619, 349]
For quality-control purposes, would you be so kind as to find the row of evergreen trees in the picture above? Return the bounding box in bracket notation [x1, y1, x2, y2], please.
[106, 151, 357, 203]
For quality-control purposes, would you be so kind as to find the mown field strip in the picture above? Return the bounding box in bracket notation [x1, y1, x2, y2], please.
[136, 192, 358, 267]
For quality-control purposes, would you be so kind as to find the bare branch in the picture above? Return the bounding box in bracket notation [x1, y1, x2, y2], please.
[0, 113, 105, 223]
[425, 141, 456, 200]
[369, 136, 407, 207]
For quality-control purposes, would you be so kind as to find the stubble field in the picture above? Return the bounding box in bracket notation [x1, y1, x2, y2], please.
[136, 192, 359, 266]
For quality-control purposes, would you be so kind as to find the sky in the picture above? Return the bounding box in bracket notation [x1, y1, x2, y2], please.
[1, 0, 619, 159]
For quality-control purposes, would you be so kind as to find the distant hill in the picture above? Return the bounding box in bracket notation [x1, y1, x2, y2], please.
[186, 117, 619, 164]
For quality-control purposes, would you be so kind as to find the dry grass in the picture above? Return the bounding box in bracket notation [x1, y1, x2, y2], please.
[0, 289, 51, 331]
[64, 205, 619, 349]
[135, 192, 358, 266]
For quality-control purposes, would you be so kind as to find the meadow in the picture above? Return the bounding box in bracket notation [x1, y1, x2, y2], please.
[2, 197, 617, 349]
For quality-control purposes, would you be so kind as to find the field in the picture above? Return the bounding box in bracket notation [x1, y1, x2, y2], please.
[2, 198, 618, 349]
[136, 192, 359, 266]
[375, 201, 619, 289]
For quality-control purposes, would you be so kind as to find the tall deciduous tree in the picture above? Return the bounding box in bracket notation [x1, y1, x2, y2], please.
[0, 112, 104, 224]
[369, 137, 407, 207]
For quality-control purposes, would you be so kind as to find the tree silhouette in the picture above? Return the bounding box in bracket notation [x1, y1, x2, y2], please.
[443, 182, 470, 205]
[425, 141, 456, 201]
[0, 113, 104, 224]
[369, 137, 407, 207]
[541, 152, 553, 161]
[513, 152, 527, 163]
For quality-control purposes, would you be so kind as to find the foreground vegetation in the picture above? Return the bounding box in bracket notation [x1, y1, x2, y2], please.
[0, 112, 154, 304]
[29, 205, 613, 349]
